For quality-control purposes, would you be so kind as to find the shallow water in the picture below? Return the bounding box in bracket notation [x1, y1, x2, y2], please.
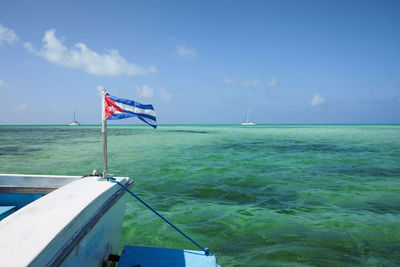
[1, 124, 399, 266]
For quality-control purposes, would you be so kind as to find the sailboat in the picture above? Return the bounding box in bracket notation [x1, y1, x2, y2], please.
[69, 110, 81, 126]
[241, 108, 256, 126]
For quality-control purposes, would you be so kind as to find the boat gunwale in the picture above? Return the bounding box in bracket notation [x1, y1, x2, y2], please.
[47, 178, 134, 266]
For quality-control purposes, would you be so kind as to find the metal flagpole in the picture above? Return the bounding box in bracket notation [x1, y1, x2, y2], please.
[102, 89, 108, 178]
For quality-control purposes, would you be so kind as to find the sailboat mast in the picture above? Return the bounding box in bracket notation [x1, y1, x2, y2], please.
[241, 108, 256, 126]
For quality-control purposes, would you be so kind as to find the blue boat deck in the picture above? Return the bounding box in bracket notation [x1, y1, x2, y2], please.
[0, 174, 81, 221]
[0, 194, 43, 220]
[118, 245, 220, 267]
[0, 206, 16, 220]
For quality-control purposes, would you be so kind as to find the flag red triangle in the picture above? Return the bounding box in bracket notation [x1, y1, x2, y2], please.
[104, 94, 125, 119]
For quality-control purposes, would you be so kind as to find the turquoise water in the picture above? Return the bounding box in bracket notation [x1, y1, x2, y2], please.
[1, 124, 399, 266]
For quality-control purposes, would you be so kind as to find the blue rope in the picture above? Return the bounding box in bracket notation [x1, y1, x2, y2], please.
[109, 179, 211, 255]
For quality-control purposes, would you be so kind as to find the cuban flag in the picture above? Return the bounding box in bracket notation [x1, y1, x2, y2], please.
[104, 93, 157, 129]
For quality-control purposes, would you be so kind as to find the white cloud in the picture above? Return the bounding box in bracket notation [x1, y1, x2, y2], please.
[222, 77, 278, 90]
[136, 84, 154, 98]
[223, 76, 279, 90]
[176, 44, 198, 59]
[0, 79, 10, 91]
[0, 24, 18, 45]
[268, 77, 278, 87]
[17, 104, 27, 111]
[25, 29, 157, 76]
[222, 77, 238, 86]
[242, 78, 261, 88]
[160, 87, 171, 102]
[310, 94, 325, 106]
[0, 79, 15, 92]
[223, 77, 260, 88]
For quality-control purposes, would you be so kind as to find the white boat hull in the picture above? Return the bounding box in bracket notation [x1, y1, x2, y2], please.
[0, 174, 132, 266]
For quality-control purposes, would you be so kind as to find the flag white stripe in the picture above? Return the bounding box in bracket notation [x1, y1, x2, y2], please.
[114, 102, 156, 117]
[141, 117, 157, 126]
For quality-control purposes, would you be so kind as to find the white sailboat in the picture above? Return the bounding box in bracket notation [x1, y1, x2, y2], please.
[241, 108, 256, 126]
[69, 110, 80, 126]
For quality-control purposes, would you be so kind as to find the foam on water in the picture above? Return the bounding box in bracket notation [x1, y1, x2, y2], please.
[1, 124, 399, 266]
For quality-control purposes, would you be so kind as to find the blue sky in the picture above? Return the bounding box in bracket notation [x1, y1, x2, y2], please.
[0, 0, 399, 124]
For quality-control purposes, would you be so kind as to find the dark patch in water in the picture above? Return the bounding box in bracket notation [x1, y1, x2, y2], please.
[0, 146, 19, 155]
[271, 142, 377, 154]
[276, 209, 296, 215]
[0, 146, 42, 155]
[220, 140, 266, 150]
[237, 209, 255, 217]
[312, 165, 400, 178]
[219, 139, 377, 154]
[364, 200, 400, 214]
[0, 127, 105, 156]
[164, 130, 210, 134]
[188, 186, 258, 204]
[258, 189, 300, 212]
[0, 127, 102, 144]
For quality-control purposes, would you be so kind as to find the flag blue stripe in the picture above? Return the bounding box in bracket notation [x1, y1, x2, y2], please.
[108, 94, 155, 110]
[107, 113, 137, 120]
[107, 113, 156, 128]
[124, 111, 156, 121]
[107, 110, 156, 122]
[138, 116, 157, 129]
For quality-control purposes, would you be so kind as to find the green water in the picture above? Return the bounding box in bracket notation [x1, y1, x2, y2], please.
[1, 125, 399, 266]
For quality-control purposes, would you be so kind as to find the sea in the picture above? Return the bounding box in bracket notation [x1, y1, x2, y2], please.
[0, 124, 399, 266]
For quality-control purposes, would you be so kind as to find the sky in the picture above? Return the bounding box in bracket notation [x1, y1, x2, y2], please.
[0, 0, 399, 125]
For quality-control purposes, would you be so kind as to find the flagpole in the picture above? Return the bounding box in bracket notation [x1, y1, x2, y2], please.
[102, 89, 108, 178]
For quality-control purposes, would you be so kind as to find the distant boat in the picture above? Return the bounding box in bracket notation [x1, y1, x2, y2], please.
[241, 109, 256, 126]
[69, 110, 80, 126]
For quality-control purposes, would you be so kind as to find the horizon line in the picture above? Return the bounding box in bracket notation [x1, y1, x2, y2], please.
[1, 123, 399, 126]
